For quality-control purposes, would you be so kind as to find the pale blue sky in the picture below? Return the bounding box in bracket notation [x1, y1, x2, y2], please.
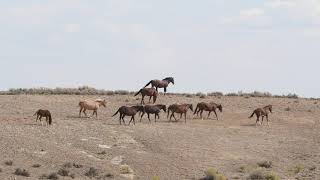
[0, 0, 319, 97]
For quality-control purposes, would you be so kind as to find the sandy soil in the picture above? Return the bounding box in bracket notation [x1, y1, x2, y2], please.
[0, 95, 319, 180]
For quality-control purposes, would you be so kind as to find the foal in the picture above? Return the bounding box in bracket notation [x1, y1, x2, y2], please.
[134, 88, 158, 105]
[167, 104, 193, 123]
[140, 104, 166, 123]
[112, 105, 144, 125]
[34, 109, 52, 126]
[194, 102, 223, 120]
[249, 105, 272, 126]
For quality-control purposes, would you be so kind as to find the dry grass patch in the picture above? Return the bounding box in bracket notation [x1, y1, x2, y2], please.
[4, 160, 13, 166]
[199, 168, 227, 180]
[14, 168, 30, 177]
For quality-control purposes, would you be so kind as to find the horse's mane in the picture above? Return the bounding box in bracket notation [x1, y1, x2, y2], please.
[163, 77, 174, 82]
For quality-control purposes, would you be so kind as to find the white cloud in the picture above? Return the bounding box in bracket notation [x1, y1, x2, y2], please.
[65, 24, 80, 33]
[265, 0, 297, 8]
[240, 8, 265, 18]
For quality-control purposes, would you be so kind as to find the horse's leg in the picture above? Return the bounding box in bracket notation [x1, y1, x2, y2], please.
[261, 116, 264, 125]
[79, 107, 82, 117]
[148, 96, 152, 103]
[173, 113, 177, 121]
[200, 110, 204, 120]
[119, 114, 122, 125]
[179, 113, 182, 119]
[147, 113, 151, 123]
[155, 114, 157, 123]
[266, 114, 269, 126]
[184, 113, 187, 123]
[95, 110, 98, 118]
[83, 109, 88, 117]
[213, 110, 218, 120]
[122, 115, 126, 125]
[207, 111, 212, 119]
[140, 112, 145, 122]
[256, 115, 260, 126]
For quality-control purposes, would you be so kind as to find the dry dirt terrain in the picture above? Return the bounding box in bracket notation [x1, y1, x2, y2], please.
[0, 94, 319, 180]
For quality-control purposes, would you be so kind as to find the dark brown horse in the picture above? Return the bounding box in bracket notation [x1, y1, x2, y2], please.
[112, 105, 144, 125]
[144, 77, 174, 93]
[134, 88, 158, 105]
[249, 105, 272, 126]
[194, 102, 223, 120]
[140, 104, 166, 123]
[34, 109, 52, 126]
[167, 104, 193, 123]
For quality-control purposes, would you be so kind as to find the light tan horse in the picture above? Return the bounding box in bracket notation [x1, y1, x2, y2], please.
[79, 99, 106, 118]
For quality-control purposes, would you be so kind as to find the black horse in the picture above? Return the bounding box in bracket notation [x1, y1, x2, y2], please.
[144, 77, 174, 93]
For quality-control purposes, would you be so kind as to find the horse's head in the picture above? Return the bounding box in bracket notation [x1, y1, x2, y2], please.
[164, 77, 174, 85]
[217, 104, 223, 112]
[188, 104, 193, 111]
[96, 99, 106, 107]
[159, 104, 166, 112]
[268, 105, 272, 113]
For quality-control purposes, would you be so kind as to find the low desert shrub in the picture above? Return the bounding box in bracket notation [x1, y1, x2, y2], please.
[247, 169, 280, 180]
[289, 164, 304, 175]
[14, 168, 30, 177]
[258, 161, 272, 168]
[200, 168, 227, 180]
[85, 167, 99, 178]
[207, 92, 224, 96]
[4, 160, 13, 166]
[57, 168, 69, 176]
[32, 164, 41, 168]
[120, 165, 131, 174]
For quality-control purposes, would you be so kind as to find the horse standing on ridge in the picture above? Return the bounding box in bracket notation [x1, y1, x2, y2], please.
[144, 77, 174, 94]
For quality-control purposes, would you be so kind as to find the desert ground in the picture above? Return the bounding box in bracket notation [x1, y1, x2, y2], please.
[0, 94, 319, 180]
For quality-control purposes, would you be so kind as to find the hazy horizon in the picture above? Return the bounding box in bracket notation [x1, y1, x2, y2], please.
[1, 1, 319, 98]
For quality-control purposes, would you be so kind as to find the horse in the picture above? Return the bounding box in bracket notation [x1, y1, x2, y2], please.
[112, 105, 144, 125]
[134, 88, 158, 105]
[249, 105, 273, 126]
[167, 104, 193, 123]
[194, 102, 223, 120]
[34, 109, 52, 126]
[140, 104, 166, 123]
[79, 99, 106, 118]
[144, 77, 174, 94]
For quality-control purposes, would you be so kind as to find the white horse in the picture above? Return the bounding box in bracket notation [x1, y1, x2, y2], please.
[79, 99, 106, 118]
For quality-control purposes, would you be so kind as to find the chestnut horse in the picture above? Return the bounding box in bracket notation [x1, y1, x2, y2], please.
[134, 88, 158, 105]
[144, 77, 174, 93]
[79, 99, 106, 118]
[112, 105, 144, 125]
[249, 105, 272, 126]
[140, 104, 166, 123]
[194, 102, 223, 120]
[167, 104, 193, 123]
[34, 109, 52, 126]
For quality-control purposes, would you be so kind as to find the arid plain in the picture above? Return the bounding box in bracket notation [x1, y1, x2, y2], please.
[0, 94, 319, 179]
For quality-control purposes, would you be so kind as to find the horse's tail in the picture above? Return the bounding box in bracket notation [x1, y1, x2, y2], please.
[134, 89, 142, 96]
[249, 111, 255, 118]
[48, 113, 52, 125]
[144, 80, 152, 88]
[112, 109, 120, 117]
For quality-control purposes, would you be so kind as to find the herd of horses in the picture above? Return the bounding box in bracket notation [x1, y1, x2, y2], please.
[34, 77, 273, 126]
